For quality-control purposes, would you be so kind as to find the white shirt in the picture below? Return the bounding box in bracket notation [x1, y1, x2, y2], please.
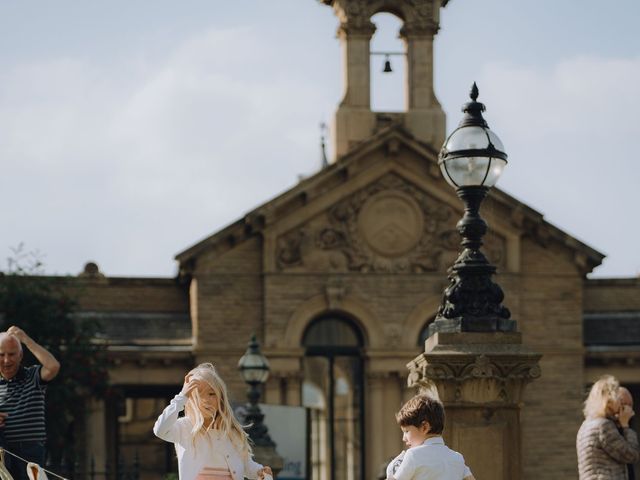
[153, 393, 263, 480]
[387, 437, 472, 480]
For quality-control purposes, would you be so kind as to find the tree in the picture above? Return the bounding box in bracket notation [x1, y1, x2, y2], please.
[0, 246, 109, 468]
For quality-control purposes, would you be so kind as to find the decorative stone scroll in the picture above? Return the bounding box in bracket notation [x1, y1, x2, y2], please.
[275, 174, 507, 273]
[406, 333, 541, 405]
[408, 354, 541, 385]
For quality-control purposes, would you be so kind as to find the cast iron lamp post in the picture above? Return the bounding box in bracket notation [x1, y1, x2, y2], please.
[429, 83, 517, 336]
[237, 334, 276, 447]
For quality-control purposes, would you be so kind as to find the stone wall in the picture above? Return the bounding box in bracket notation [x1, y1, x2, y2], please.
[193, 237, 265, 400]
[518, 238, 585, 479]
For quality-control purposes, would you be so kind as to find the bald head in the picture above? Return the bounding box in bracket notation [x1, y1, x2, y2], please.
[619, 387, 633, 408]
[0, 333, 22, 351]
[0, 332, 23, 380]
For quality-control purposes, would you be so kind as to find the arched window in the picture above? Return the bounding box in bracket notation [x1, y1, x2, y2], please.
[303, 316, 364, 351]
[302, 314, 365, 480]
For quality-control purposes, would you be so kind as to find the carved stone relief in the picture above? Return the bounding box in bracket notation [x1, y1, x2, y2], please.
[358, 190, 424, 257]
[275, 173, 508, 273]
[407, 353, 542, 405]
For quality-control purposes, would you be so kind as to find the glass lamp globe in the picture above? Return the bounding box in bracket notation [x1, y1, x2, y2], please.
[238, 335, 270, 384]
[438, 83, 508, 189]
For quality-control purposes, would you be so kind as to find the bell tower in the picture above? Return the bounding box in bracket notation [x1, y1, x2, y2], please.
[321, 0, 449, 159]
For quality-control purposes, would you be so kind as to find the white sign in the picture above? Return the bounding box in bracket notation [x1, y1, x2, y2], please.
[260, 403, 307, 480]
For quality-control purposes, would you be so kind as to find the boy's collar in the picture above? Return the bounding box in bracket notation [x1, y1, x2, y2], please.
[422, 436, 444, 446]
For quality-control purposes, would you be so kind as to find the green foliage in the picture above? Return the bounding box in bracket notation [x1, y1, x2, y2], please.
[0, 246, 109, 465]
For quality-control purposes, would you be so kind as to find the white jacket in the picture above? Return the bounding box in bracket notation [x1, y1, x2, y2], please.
[153, 393, 263, 480]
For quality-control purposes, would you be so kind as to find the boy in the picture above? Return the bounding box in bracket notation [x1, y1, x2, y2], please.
[386, 394, 475, 480]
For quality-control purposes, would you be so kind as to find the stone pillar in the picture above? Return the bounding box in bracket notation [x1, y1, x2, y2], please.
[407, 332, 541, 480]
[382, 372, 403, 458]
[400, 22, 446, 149]
[284, 371, 303, 406]
[189, 277, 200, 349]
[85, 398, 107, 473]
[366, 372, 386, 480]
[338, 23, 374, 109]
[264, 373, 283, 404]
[333, 20, 377, 158]
[263, 370, 303, 406]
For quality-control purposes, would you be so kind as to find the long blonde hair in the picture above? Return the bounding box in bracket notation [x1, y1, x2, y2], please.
[583, 375, 619, 419]
[184, 363, 252, 458]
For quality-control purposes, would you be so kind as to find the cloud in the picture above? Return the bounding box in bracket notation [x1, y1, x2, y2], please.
[2, 23, 638, 278]
[479, 56, 640, 139]
[0, 27, 332, 276]
[474, 56, 640, 276]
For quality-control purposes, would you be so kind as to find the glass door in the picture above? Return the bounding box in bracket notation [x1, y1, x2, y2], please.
[302, 316, 364, 480]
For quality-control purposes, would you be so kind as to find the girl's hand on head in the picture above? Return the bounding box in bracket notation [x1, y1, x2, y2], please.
[180, 376, 199, 396]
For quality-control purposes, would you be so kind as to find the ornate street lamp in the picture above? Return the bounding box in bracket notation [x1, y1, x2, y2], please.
[237, 334, 275, 447]
[429, 83, 517, 335]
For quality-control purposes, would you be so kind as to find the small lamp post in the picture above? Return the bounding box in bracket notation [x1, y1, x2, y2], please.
[429, 83, 517, 335]
[238, 334, 275, 447]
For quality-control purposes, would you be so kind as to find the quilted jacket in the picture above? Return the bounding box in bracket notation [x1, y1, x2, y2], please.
[577, 417, 640, 479]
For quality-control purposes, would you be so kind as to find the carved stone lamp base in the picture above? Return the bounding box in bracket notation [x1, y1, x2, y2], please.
[428, 316, 517, 336]
[407, 332, 541, 480]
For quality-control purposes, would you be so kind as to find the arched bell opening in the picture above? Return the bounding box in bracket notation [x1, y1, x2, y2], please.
[370, 12, 406, 112]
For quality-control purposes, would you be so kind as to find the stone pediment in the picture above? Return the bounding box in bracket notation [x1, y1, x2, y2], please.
[272, 172, 507, 274]
[175, 126, 603, 276]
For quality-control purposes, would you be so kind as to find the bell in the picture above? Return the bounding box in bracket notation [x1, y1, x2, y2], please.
[383, 58, 393, 73]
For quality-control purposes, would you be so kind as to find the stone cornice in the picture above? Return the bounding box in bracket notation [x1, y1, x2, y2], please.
[322, 0, 444, 37]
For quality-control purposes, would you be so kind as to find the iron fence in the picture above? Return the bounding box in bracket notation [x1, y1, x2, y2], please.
[46, 453, 151, 480]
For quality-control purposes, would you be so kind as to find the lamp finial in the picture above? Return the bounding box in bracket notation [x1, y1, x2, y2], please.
[470, 82, 479, 102]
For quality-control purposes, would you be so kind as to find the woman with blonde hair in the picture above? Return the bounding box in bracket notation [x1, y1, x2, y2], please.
[154, 363, 273, 480]
[577, 375, 639, 479]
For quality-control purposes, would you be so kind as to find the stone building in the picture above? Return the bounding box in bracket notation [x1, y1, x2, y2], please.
[9, 1, 640, 480]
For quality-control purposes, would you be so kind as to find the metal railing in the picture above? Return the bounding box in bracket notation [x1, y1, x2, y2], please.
[46, 454, 145, 480]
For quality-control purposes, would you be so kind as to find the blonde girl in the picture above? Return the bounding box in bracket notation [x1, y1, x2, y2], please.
[154, 363, 273, 480]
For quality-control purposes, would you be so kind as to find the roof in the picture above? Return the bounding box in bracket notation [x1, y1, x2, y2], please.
[74, 311, 191, 346]
[584, 311, 640, 347]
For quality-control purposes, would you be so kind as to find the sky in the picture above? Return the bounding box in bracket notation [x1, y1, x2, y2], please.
[1, 0, 639, 278]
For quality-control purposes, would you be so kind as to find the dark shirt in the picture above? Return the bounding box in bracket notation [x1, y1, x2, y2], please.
[0, 365, 47, 442]
[617, 423, 637, 479]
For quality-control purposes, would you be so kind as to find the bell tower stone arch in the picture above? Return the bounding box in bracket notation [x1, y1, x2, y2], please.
[321, 0, 449, 158]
